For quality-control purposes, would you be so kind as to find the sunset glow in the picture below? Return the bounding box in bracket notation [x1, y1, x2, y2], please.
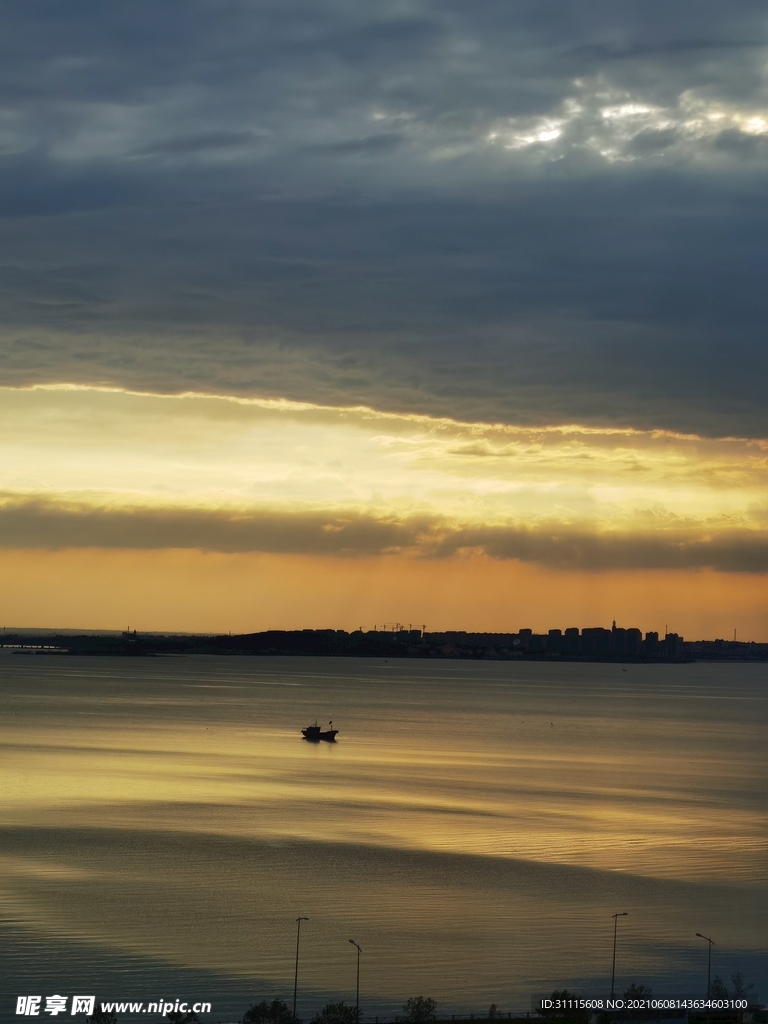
[2, 5, 768, 1016]
[2, 385, 767, 635]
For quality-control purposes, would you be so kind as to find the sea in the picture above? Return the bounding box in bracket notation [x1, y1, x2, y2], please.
[0, 656, 766, 1022]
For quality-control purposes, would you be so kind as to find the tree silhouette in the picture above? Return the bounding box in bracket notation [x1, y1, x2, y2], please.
[730, 972, 755, 998]
[402, 997, 437, 1022]
[87, 1009, 117, 1024]
[540, 991, 588, 1024]
[311, 1002, 358, 1024]
[710, 974, 755, 1001]
[710, 978, 729, 1000]
[622, 986, 652, 1001]
[620, 986, 654, 1019]
[243, 999, 295, 1024]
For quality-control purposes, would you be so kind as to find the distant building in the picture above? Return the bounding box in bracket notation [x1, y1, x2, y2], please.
[582, 627, 611, 655]
[564, 627, 580, 654]
[611, 622, 627, 656]
[665, 632, 683, 658]
[547, 628, 564, 654]
[626, 628, 642, 656]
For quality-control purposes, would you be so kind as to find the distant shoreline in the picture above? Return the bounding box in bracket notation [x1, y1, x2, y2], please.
[2, 629, 766, 661]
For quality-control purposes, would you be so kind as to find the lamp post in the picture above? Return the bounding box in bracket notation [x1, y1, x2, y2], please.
[696, 933, 715, 997]
[293, 917, 308, 1021]
[610, 913, 628, 998]
[349, 939, 362, 1023]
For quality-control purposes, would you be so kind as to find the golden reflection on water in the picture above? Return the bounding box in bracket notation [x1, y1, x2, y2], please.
[2, 726, 763, 880]
[0, 657, 766, 1007]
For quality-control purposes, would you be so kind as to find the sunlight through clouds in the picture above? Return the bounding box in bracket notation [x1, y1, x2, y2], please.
[1, 385, 767, 571]
[485, 78, 768, 163]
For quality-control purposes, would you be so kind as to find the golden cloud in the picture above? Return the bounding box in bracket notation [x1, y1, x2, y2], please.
[2, 495, 768, 572]
[1, 385, 767, 572]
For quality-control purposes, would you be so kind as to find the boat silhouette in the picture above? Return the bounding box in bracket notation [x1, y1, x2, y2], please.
[301, 720, 338, 742]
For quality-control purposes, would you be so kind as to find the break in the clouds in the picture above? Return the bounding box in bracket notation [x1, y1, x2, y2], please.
[1, 2, 768, 436]
[2, 386, 768, 572]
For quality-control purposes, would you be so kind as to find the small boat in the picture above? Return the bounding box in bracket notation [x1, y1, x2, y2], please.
[302, 720, 338, 742]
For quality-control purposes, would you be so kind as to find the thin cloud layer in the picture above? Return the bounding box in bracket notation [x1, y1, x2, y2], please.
[0, 3, 768, 435]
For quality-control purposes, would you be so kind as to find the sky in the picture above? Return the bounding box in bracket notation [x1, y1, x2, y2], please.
[1, 1, 768, 637]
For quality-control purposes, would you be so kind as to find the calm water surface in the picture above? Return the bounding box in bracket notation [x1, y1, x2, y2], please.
[0, 656, 766, 1018]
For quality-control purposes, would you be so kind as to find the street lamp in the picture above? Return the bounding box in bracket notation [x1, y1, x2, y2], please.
[293, 917, 308, 1021]
[696, 933, 715, 997]
[349, 939, 362, 1023]
[610, 913, 628, 998]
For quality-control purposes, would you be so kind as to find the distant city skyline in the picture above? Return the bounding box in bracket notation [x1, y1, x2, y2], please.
[4, 622, 767, 661]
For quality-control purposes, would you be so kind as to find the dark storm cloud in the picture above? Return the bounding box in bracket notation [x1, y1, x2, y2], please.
[2, 496, 768, 573]
[1, 1, 768, 435]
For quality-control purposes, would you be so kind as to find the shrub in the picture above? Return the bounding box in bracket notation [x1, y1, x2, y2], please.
[710, 973, 755, 1001]
[622, 986, 652, 1001]
[402, 997, 437, 1023]
[311, 1002, 358, 1024]
[243, 999, 295, 1024]
[539, 991, 588, 1024]
[87, 1009, 117, 1024]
